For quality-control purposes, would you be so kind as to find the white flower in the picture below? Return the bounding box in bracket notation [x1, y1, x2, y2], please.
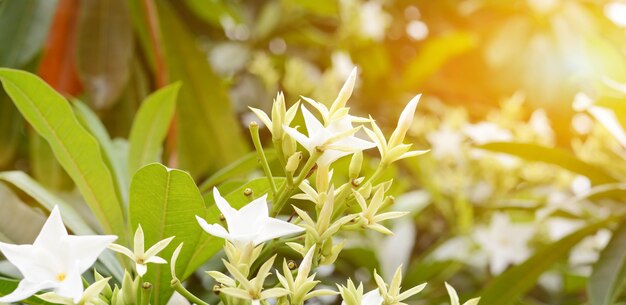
[426, 126, 464, 160]
[108, 225, 174, 277]
[462, 122, 513, 145]
[284, 106, 375, 166]
[196, 188, 304, 247]
[445, 282, 480, 305]
[569, 229, 612, 276]
[38, 277, 111, 305]
[605, 1, 626, 27]
[0, 206, 116, 303]
[361, 290, 384, 305]
[472, 213, 534, 275]
[359, 1, 391, 41]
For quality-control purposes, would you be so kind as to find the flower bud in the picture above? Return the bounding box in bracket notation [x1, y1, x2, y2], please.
[282, 134, 297, 157]
[349, 151, 363, 179]
[389, 94, 420, 148]
[286, 152, 302, 173]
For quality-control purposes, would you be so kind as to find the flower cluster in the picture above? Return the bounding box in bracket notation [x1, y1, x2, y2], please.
[0, 68, 479, 305]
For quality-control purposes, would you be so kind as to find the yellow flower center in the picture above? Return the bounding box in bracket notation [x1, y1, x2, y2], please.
[56, 273, 66, 282]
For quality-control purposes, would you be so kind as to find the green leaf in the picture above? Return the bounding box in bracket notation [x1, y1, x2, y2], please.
[0, 277, 56, 305]
[0, 183, 46, 244]
[0, 92, 22, 169]
[28, 131, 74, 190]
[0, 170, 124, 280]
[73, 100, 129, 203]
[480, 218, 614, 305]
[478, 142, 619, 185]
[128, 83, 180, 177]
[75, 0, 134, 110]
[588, 222, 626, 305]
[198, 149, 277, 193]
[0, 0, 56, 68]
[129, 163, 208, 305]
[157, 2, 248, 178]
[0, 68, 128, 245]
[184, 177, 285, 279]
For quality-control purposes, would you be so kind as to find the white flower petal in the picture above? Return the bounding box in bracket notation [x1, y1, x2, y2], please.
[66, 235, 117, 271]
[362, 289, 384, 305]
[145, 236, 175, 258]
[0, 280, 51, 303]
[255, 218, 304, 245]
[236, 194, 269, 225]
[213, 187, 238, 222]
[283, 125, 312, 151]
[445, 282, 460, 305]
[0, 243, 57, 281]
[196, 216, 230, 240]
[107, 244, 135, 259]
[301, 106, 325, 136]
[54, 266, 84, 303]
[33, 206, 68, 250]
[134, 225, 145, 256]
[136, 263, 148, 277]
[145, 256, 167, 264]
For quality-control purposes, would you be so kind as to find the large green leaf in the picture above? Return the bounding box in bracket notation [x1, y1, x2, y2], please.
[75, 0, 134, 110]
[480, 218, 613, 305]
[0, 171, 124, 279]
[479, 142, 619, 185]
[0, 0, 56, 68]
[588, 222, 626, 305]
[184, 177, 285, 278]
[129, 163, 207, 305]
[127, 83, 180, 177]
[0, 277, 55, 305]
[0, 68, 128, 245]
[157, 2, 248, 178]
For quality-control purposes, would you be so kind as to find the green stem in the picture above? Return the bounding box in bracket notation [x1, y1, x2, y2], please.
[250, 122, 278, 195]
[171, 279, 211, 305]
[140, 282, 153, 305]
[271, 151, 320, 216]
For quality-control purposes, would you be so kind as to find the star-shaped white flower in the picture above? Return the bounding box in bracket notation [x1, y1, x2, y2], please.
[196, 188, 304, 248]
[445, 282, 480, 305]
[0, 206, 116, 303]
[108, 225, 174, 277]
[283, 105, 375, 166]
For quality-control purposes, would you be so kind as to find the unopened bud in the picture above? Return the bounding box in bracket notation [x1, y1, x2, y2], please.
[219, 214, 225, 221]
[286, 152, 302, 173]
[213, 284, 221, 294]
[243, 188, 253, 197]
[351, 177, 365, 187]
[349, 151, 363, 179]
[282, 135, 297, 157]
[287, 260, 298, 270]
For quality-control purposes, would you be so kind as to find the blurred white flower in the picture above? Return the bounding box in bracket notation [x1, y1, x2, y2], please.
[529, 109, 554, 143]
[545, 217, 585, 241]
[209, 42, 250, 76]
[463, 122, 513, 145]
[473, 213, 534, 275]
[0, 206, 116, 303]
[359, 1, 391, 41]
[569, 229, 612, 276]
[332, 51, 356, 80]
[426, 126, 464, 159]
[431, 236, 473, 262]
[360, 289, 384, 305]
[377, 220, 415, 281]
[605, 1, 626, 27]
[406, 20, 429, 41]
[196, 188, 304, 248]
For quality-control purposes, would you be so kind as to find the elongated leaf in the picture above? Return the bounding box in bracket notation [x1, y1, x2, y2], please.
[129, 163, 207, 305]
[75, 0, 133, 110]
[0, 184, 46, 244]
[0, 171, 124, 279]
[588, 222, 626, 305]
[0, 92, 22, 169]
[480, 218, 613, 305]
[0, 0, 56, 68]
[184, 177, 285, 278]
[73, 100, 129, 203]
[198, 149, 276, 193]
[0, 68, 128, 245]
[128, 83, 180, 177]
[28, 131, 74, 190]
[479, 142, 618, 185]
[0, 277, 55, 305]
[157, 2, 248, 178]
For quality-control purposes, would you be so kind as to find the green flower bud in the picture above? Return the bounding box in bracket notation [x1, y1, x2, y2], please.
[349, 151, 363, 179]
